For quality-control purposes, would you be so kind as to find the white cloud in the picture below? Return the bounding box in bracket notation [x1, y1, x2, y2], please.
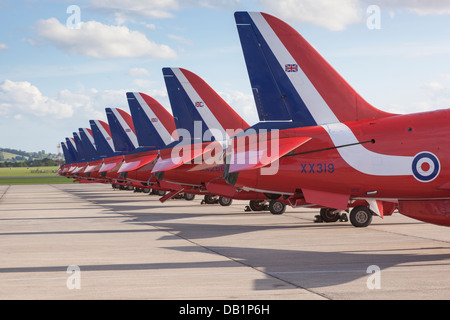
[128, 67, 150, 77]
[256, 0, 363, 31]
[0, 80, 73, 119]
[132, 79, 153, 88]
[33, 18, 177, 59]
[420, 74, 450, 110]
[0, 80, 156, 122]
[253, 0, 450, 31]
[56, 86, 171, 122]
[384, 74, 450, 114]
[168, 34, 195, 47]
[372, 0, 450, 15]
[219, 89, 258, 125]
[87, 0, 242, 19]
[89, 0, 180, 19]
[0, 43, 7, 50]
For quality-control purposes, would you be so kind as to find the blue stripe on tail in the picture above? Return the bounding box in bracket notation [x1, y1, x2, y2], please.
[105, 108, 136, 153]
[126, 92, 167, 149]
[163, 68, 208, 142]
[235, 12, 316, 127]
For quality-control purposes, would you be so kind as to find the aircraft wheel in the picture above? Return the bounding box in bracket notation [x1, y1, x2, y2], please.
[184, 193, 195, 201]
[350, 206, 373, 227]
[249, 200, 266, 211]
[204, 194, 217, 204]
[269, 200, 286, 215]
[218, 197, 232, 206]
[320, 208, 340, 222]
[157, 190, 167, 196]
[143, 188, 151, 193]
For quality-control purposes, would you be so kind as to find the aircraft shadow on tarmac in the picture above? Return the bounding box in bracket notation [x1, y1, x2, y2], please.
[1, 245, 449, 293]
[51, 186, 450, 293]
[65, 187, 238, 222]
[164, 245, 450, 291]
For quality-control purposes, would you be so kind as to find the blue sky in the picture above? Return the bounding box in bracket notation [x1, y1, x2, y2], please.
[1, 0, 450, 154]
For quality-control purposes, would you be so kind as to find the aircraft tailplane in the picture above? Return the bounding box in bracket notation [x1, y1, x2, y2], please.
[235, 11, 393, 126]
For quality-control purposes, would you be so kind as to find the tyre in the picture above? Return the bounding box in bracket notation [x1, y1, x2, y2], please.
[269, 200, 286, 215]
[157, 190, 167, 196]
[249, 200, 266, 211]
[184, 193, 195, 201]
[218, 197, 232, 206]
[204, 194, 218, 204]
[320, 208, 340, 223]
[350, 206, 373, 227]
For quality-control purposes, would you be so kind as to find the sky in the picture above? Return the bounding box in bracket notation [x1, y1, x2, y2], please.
[1, 0, 450, 154]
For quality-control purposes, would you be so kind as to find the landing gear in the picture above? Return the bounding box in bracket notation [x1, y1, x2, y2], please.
[249, 200, 267, 211]
[349, 206, 373, 227]
[203, 194, 218, 204]
[151, 189, 167, 196]
[319, 208, 340, 223]
[202, 195, 232, 206]
[183, 193, 195, 201]
[218, 196, 232, 206]
[269, 200, 286, 215]
[314, 208, 348, 223]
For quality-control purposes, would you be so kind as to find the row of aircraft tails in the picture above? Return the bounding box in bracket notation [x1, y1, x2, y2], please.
[59, 12, 450, 228]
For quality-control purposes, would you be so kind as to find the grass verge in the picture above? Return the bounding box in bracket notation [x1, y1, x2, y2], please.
[0, 176, 73, 185]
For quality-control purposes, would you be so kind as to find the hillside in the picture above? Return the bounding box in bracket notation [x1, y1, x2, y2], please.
[0, 148, 61, 164]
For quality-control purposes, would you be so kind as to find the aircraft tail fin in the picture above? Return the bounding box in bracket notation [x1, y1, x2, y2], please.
[163, 67, 250, 142]
[61, 141, 75, 164]
[105, 107, 139, 152]
[78, 128, 98, 160]
[235, 11, 393, 126]
[73, 132, 88, 162]
[89, 120, 116, 157]
[127, 92, 176, 148]
[65, 137, 79, 162]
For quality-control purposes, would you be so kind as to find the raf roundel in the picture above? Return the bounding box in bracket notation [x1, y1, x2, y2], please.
[412, 152, 440, 182]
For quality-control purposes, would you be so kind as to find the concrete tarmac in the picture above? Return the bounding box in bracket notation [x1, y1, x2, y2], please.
[1, 183, 450, 300]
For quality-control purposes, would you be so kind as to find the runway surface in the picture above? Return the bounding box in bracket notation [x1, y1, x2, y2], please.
[1, 183, 450, 300]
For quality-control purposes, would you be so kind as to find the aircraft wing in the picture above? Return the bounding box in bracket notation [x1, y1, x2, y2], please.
[118, 152, 158, 173]
[84, 160, 103, 173]
[67, 165, 76, 173]
[72, 163, 87, 174]
[99, 156, 123, 172]
[152, 141, 222, 173]
[227, 136, 311, 173]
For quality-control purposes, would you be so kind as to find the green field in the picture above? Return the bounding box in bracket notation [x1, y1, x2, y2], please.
[0, 176, 73, 185]
[0, 166, 60, 177]
[0, 166, 74, 185]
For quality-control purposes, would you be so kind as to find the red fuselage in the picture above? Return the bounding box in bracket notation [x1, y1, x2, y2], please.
[232, 109, 450, 200]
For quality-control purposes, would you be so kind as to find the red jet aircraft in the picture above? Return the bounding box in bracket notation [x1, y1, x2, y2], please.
[214, 12, 450, 227]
